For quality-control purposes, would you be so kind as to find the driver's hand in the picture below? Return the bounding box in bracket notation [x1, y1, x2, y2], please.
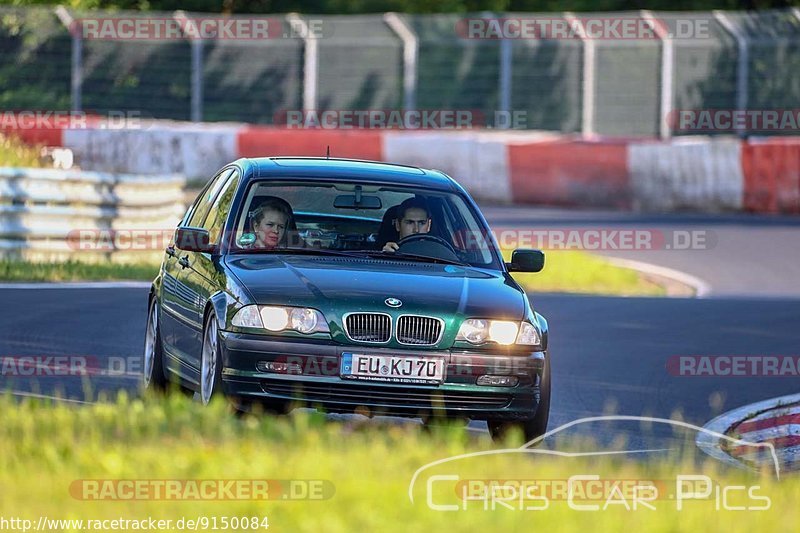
[382, 242, 399, 252]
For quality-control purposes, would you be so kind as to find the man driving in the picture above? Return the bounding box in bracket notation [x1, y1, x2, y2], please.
[382, 197, 431, 252]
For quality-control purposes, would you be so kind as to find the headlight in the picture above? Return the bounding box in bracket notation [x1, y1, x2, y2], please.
[290, 307, 319, 334]
[515, 321, 542, 346]
[261, 306, 290, 331]
[231, 305, 263, 328]
[231, 305, 329, 334]
[456, 319, 540, 346]
[457, 319, 518, 345]
[488, 321, 519, 345]
[456, 319, 490, 344]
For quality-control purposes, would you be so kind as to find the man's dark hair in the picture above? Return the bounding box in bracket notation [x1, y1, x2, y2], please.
[396, 197, 430, 221]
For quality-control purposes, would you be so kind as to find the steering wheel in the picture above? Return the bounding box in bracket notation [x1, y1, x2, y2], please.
[396, 233, 461, 261]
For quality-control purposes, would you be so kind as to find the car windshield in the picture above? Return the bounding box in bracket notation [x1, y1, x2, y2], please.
[228, 180, 502, 270]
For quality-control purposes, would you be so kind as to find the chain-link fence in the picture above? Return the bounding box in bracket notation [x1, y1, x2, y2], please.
[1, 6, 799, 137]
[0, 7, 71, 111]
[663, 11, 738, 133]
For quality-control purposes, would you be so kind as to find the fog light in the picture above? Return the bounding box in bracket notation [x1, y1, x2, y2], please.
[257, 361, 302, 374]
[476, 375, 519, 387]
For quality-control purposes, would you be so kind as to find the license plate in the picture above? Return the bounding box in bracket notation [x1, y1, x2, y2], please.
[340, 353, 446, 384]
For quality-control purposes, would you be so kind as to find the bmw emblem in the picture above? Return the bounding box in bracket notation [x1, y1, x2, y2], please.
[385, 297, 402, 308]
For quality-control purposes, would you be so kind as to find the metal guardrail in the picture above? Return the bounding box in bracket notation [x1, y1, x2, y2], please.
[2, 7, 799, 137]
[0, 167, 185, 259]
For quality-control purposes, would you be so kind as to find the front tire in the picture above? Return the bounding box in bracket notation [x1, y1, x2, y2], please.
[199, 312, 223, 405]
[143, 296, 167, 391]
[489, 355, 551, 443]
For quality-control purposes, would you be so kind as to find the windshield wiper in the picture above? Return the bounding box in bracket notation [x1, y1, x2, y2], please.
[233, 247, 470, 266]
[232, 247, 370, 258]
[367, 251, 469, 266]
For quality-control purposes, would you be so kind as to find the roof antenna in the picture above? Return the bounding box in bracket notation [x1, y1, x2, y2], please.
[326, 145, 330, 159]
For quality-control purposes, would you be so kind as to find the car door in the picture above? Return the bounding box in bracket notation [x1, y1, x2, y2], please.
[171, 168, 240, 376]
[160, 186, 204, 359]
[162, 169, 234, 376]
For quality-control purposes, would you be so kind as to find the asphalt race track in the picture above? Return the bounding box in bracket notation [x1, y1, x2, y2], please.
[483, 206, 800, 298]
[1, 290, 799, 431]
[1, 208, 799, 451]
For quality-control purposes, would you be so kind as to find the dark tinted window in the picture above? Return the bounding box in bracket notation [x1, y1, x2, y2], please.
[230, 180, 501, 269]
[187, 169, 235, 228]
[202, 170, 241, 246]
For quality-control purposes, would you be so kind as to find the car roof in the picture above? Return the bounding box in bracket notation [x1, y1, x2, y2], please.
[239, 157, 459, 191]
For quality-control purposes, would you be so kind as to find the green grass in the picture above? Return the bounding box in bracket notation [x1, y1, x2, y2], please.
[0, 133, 44, 167]
[0, 260, 159, 282]
[0, 392, 792, 532]
[503, 249, 668, 296]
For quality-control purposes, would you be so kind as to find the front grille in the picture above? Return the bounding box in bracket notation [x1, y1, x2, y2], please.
[344, 313, 391, 343]
[261, 380, 511, 411]
[397, 315, 444, 345]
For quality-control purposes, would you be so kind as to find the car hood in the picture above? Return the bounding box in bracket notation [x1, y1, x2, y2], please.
[225, 254, 527, 320]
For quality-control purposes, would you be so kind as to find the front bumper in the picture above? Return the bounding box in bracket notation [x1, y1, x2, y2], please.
[219, 331, 545, 421]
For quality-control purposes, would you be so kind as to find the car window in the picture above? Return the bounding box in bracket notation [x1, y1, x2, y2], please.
[230, 180, 501, 269]
[187, 169, 235, 228]
[202, 170, 241, 246]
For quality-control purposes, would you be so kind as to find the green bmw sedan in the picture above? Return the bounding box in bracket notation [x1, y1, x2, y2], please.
[144, 157, 550, 441]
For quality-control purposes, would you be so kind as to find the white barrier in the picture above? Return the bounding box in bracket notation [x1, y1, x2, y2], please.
[383, 131, 515, 203]
[62, 121, 240, 179]
[0, 167, 185, 258]
[628, 137, 744, 211]
[5, 117, 796, 213]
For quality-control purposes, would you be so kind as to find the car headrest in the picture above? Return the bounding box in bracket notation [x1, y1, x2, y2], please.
[376, 204, 400, 247]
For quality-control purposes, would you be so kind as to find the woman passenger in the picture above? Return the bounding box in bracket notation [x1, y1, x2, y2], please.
[251, 197, 294, 249]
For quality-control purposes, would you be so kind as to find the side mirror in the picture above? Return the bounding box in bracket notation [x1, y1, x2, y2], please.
[507, 249, 545, 273]
[175, 227, 214, 253]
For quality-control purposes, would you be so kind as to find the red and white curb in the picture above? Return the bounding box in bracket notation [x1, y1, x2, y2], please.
[4, 118, 799, 214]
[698, 393, 800, 476]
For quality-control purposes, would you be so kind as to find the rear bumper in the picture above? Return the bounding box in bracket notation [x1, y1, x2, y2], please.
[219, 331, 545, 421]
